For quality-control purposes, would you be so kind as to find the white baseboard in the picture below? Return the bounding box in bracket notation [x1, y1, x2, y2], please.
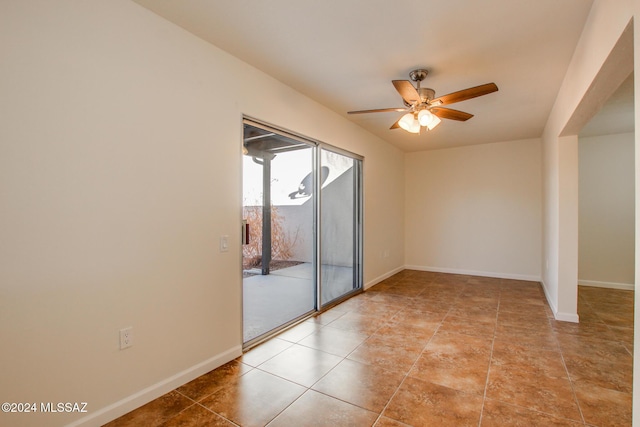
[540, 279, 579, 323]
[539, 278, 556, 312]
[540, 279, 558, 310]
[555, 312, 580, 323]
[403, 265, 541, 282]
[364, 265, 405, 290]
[67, 345, 243, 427]
[578, 280, 635, 291]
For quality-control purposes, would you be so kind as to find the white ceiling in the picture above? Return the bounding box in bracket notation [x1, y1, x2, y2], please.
[132, 0, 621, 152]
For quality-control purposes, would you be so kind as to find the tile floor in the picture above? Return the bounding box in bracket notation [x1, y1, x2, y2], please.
[105, 270, 634, 427]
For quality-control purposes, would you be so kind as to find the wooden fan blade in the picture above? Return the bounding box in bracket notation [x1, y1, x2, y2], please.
[392, 80, 420, 104]
[431, 107, 474, 121]
[390, 118, 401, 129]
[348, 107, 408, 114]
[433, 83, 498, 106]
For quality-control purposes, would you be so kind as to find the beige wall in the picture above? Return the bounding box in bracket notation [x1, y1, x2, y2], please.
[404, 138, 542, 280]
[3, 0, 640, 425]
[541, 0, 634, 321]
[0, 1, 404, 426]
[579, 132, 635, 288]
[537, 0, 639, 421]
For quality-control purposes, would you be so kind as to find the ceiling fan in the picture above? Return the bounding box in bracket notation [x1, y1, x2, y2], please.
[348, 69, 498, 134]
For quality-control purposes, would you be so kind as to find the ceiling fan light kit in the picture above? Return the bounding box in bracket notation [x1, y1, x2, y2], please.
[348, 68, 498, 135]
[398, 110, 440, 134]
[418, 109, 441, 129]
[399, 113, 421, 133]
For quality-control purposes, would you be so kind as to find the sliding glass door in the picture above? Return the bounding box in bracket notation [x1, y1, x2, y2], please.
[319, 147, 362, 306]
[242, 119, 362, 346]
[242, 123, 316, 344]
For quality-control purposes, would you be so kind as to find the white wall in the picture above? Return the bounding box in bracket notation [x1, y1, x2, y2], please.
[404, 138, 542, 280]
[538, 0, 640, 421]
[541, 0, 634, 321]
[0, 1, 405, 426]
[579, 132, 635, 288]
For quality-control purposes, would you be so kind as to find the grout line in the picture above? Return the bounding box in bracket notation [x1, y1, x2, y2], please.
[477, 296, 499, 426]
[269, 293, 409, 426]
[371, 286, 451, 426]
[263, 388, 309, 426]
[194, 401, 242, 427]
[171, 389, 241, 427]
[554, 327, 587, 425]
[263, 291, 412, 425]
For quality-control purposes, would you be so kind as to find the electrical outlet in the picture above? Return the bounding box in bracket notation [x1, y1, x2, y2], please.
[119, 327, 133, 350]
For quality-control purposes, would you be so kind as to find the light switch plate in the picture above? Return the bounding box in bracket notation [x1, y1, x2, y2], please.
[220, 235, 229, 252]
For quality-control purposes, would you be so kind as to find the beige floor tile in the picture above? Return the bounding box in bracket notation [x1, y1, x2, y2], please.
[439, 314, 496, 338]
[389, 307, 447, 325]
[347, 335, 425, 373]
[312, 358, 405, 413]
[490, 341, 566, 379]
[383, 377, 484, 427]
[563, 352, 633, 393]
[268, 390, 378, 427]
[239, 338, 292, 367]
[103, 391, 193, 427]
[447, 306, 498, 323]
[325, 311, 388, 334]
[372, 321, 439, 346]
[373, 416, 413, 426]
[409, 331, 492, 393]
[494, 323, 559, 349]
[256, 344, 342, 387]
[107, 272, 633, 427]
[159, 404, 237, 427]
[480, 399, 583, 426]
[486, 365, 582, 421]
[176, 360, 252, 401]
[199, 369, 305, 427]
[297, 325, 368, 357]
[573, 379, 632, 427]
[276, 321, 324, 343]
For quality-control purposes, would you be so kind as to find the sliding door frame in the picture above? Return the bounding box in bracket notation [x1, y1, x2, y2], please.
[316, 143, 363, 310]
[241, 116, 363, 347]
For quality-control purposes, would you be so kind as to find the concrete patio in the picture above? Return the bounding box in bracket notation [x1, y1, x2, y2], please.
[243, 262, 355, 342]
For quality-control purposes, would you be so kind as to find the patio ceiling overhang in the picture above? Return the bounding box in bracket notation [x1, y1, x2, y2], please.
[243, 124, 309, 159]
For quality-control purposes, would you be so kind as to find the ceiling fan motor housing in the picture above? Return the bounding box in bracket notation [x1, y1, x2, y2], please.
[409, 69, 435, 106]
[409, 69, 429, 82]
[419, 88, 435, 104]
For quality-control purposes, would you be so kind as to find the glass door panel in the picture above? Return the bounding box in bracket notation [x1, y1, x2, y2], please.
[320, 148, 362, 306]
[242, 123, 316, 344]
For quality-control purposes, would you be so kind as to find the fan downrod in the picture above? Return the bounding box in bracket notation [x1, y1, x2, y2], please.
[409, 69, 429, 83]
